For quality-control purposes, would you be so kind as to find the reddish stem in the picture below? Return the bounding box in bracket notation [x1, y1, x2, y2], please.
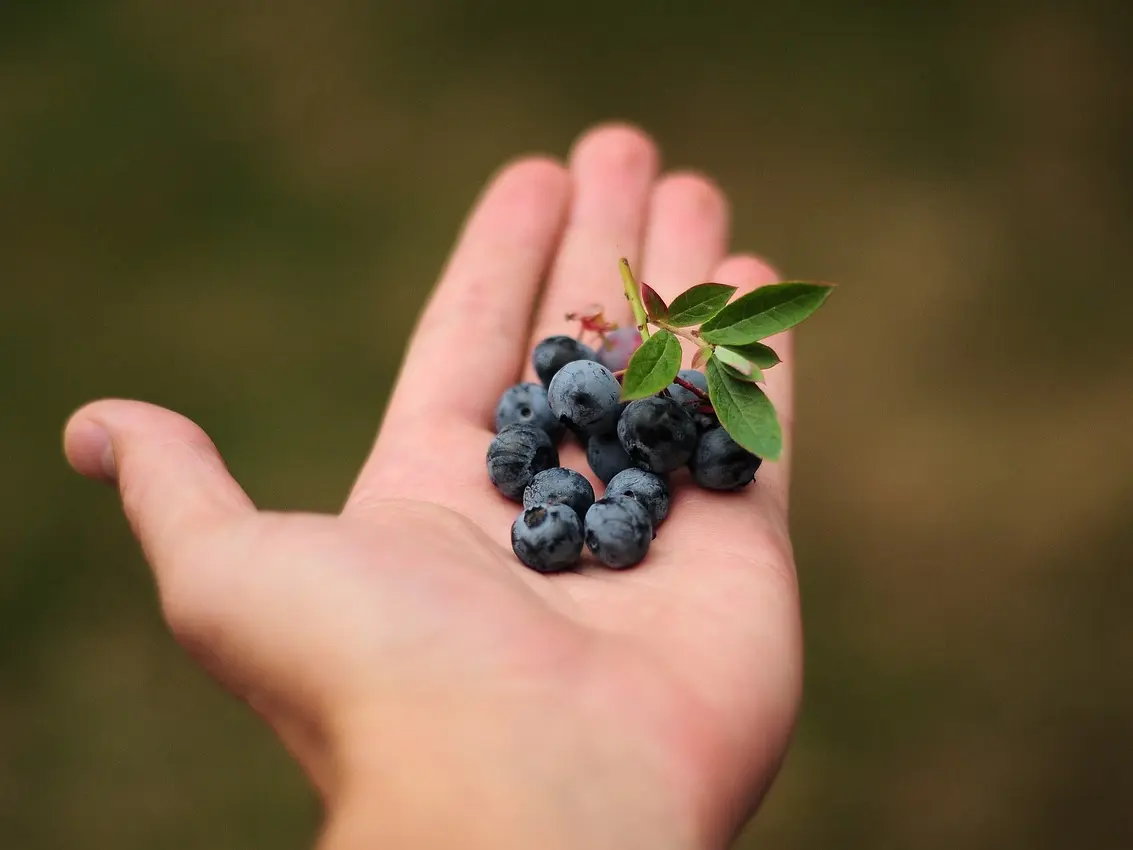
[672, 375, 710, 401]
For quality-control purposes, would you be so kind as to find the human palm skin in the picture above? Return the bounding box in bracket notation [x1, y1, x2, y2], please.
[64, 124, 802, 850]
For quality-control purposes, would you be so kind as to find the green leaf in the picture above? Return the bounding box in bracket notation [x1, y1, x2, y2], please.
[716, 341, 781, 370]
[699, 282, 834, 345]
[720, 360, 765, 385]
[719, 362, 766, 384]
[641, 282, 668, 321]
[706, 358, 782, 460]
[713, 346, 766, 380]
[664, 283, 737, 327]
[713, 348, 766, 384]
[620, 330, 682, 401]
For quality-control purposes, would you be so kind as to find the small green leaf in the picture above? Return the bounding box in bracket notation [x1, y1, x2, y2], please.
[713, 350, 765, 384]
[691, 346, 712, 370]
[664, 283, 737, 327]
[706, 358, 782, 460]
[717, 341, 781, 370]
[713, 346, 754, 377]
[725, 362, 761, 383]
[721, 363, 766, 384]
[641, 282, 668, 321]
[699, 282, 834, 345]
[621, 330, 682, 401]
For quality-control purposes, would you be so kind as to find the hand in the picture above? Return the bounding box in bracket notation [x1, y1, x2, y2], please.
[63, 124, 802, 850]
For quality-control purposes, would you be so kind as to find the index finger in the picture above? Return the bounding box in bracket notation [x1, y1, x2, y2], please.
[388, 157, 570, 428]
[349, 157, 570, 498]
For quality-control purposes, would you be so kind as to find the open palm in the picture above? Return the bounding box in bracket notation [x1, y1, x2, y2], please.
[65, 125, 802, 850]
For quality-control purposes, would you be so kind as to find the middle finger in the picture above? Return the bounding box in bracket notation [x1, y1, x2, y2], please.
[522, 123, 660, 375]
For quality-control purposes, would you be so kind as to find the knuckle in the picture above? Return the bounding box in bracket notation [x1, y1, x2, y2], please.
[414, 270, 505, 344]
[158, 562, 222, 651]
[152, 525, 244, 653]
[441, 270, 499, 323]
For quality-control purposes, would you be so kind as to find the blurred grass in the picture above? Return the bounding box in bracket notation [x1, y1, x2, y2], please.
[3, 1, 1132, 848]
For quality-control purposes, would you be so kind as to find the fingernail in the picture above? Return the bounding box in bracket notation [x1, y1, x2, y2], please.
[65, 417, 120, 483]
[100, 436, 117, 481]
[80, 420, 117, 482]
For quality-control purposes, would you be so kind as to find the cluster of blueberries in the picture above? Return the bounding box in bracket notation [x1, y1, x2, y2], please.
[486, 332, 762, 573]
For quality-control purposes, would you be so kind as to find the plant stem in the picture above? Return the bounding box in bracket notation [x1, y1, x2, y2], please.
[672, 375, 710, 401]
[657, 320, 713, 353]
[619, 258, 651, 342]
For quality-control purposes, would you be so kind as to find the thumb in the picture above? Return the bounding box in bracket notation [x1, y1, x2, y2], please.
[63, 399, 255, 573]
[63, 403, 341, 793]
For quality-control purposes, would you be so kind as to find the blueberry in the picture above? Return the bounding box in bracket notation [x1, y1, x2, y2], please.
[669, 368, 708, 399]
[511, 504, 584, 573]
[547, 360, 623, 438]
[584, 495, 653, 569]
[605, 468, 669, 529]
[532, 335, 597, 388]
[667, 369, 716, 431]
[486, 424, 559, 501]
[692, 408, 719, 431]
[689, 427, 763, 490]
[494, 382, 564, 441]
[587, 433, 634, 484]
[617, 396, 698, 474]
[523, 467, 595, 519]
[596, 327, 642, 371]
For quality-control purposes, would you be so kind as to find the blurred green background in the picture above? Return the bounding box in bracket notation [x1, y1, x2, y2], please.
[4, 1, 1132, 848]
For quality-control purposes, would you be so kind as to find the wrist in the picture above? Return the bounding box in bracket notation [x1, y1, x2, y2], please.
[316, 697, 710, 850]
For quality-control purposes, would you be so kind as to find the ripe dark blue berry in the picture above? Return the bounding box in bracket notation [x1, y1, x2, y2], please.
[486, 424, 559, 501]
[668, 369, 716, 431]
[494, 382, 564, 440]
[669, 368, 708, 398]
[617, 395, 698, 474]
[583, 495, 653, 569]
[587, 433, 634, 484]
[532, 335, 597, 388]
[511, 504, 584, 573]
[596, 326, 642, 371]
[522, 467, 595, 519]
[605, 468, 669, 529]
[547, 360, 623, 438]
[689, 427, 762, 490]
